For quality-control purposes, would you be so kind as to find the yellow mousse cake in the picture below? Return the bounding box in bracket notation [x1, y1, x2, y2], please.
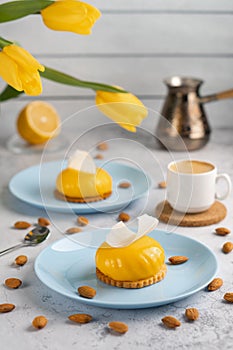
[95, 215, 167, 288]
[55, 150, 112, 203]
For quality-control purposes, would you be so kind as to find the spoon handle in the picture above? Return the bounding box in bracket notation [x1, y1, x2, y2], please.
[0, 243, 24, 257]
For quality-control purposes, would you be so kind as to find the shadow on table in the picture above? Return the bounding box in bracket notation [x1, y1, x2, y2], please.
[2, 187, 48, 217]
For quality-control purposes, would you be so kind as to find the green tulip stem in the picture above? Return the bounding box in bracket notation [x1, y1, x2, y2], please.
[0, 36, 13, 49]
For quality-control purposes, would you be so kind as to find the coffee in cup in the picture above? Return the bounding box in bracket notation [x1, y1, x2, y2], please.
[169, 160, 214, 174]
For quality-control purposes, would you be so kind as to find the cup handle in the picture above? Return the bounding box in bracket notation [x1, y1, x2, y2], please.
[215, 174, 232, 200]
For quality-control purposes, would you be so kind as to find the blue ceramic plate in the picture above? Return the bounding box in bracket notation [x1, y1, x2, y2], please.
[9, 160, 151, 214]
[34, 229, 218, 309]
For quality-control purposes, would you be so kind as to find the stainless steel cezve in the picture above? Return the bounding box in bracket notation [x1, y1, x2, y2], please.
[156, 76, 233, 151]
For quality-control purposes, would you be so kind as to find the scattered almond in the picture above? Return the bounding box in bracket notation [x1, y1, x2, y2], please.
[118, 212, 130, 222]
[108, 321, 128, 334]
[185, 308, 199, 321]
[207, 277, 223, 291]
[38, 217, 50, 226]
[158, 181, 167, 189]
[15, 255, 28, 266]
[168, 256, 188, 265]
[222, 242, 233, 254]
[13, 221, 31, 229]
[77, 216, 89, 226]
[0, 303, 15, 313]
[78, 286, 96, 299]
[68, 313, 92, 324]
[224, 292, 233, 303]
[215, 227, 231, 236]
[97, 142, 108, 151]
[95, 154, 104, 160]
[66, 227, 82, 234]
[32, 316, 48, 329]
[118, 182, 131, 189]
[161, 316, 181, 329]
[5, 278, 22, 289]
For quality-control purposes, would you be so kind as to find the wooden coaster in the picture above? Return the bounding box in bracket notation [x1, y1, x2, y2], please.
[155, 200, 227, 227]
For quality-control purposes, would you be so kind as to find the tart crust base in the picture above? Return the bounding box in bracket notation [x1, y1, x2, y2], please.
[54, 189, 112, 203]
[96, 264, 167, 289]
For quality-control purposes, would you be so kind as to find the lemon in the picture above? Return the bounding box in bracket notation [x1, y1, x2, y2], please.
[17, 101, 61, 145]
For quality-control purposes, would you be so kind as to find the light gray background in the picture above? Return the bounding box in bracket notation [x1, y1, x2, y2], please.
[0, 0, 233, 142]
[0, 2, 233, 350]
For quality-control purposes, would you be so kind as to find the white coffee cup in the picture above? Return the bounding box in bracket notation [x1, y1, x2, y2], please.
[166, 159, 232, 213]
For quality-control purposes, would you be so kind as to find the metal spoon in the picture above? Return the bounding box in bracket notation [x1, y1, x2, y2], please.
[0, 226, 50, 257]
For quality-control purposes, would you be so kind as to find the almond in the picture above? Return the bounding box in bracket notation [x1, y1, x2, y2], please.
[77, 216, 89, 226]
[0, 303, 15, 313]
[118, 212, 130, 222]
[68, 313, 92, 324]
[32, 316, 48, 329]
[207, 277, 223, 291]
[78, 286, 96, 299]
[15, 255, 28, 266]
[224, 292, 233, 303]
[118, 182, 131, 189]
[215, 227, 231, 236]
[97, 142, 108, 151]
[158, 181, 167, 189]
[13, 221, 31, 229]
[95, 154, 104, 160]
[5, 278, 22, 289]
[161, 316, 181, 328]
[222, 242, 233, 254]
[66, 227, 82, 234]
[168, 256, 188, 265]
[185, 308, 199, 321]
[38, 217, 50, 226]
[108, 321, 128, 334]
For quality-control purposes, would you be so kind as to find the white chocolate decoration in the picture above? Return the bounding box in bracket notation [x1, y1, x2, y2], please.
[67, 150, 96, 174]
[106, 214, 159, 247]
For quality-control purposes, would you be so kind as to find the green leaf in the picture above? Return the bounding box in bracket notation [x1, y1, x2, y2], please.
[41, 66, 127, 93]
[0, 0, 53, 23]
[0, 67, 127, 103]
[0, 85, 23, 102]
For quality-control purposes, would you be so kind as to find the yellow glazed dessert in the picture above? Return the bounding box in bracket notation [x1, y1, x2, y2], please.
[55, 150, 112, 203]
[95, 215, 167, 288]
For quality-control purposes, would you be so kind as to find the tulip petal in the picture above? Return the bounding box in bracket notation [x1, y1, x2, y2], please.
[0, 51, 23, 91]
[83, 2, 101, 21]
[41, 0, 101, 34]
[3, 44, 44, 72]
[118, 123, 137, 132]
[96, 90, 148, 132]
[41, 1, 87, 29]
[19, 69, 43, 96]
[74, 17, 95, 34]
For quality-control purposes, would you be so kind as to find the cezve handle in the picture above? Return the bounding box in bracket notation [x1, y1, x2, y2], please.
[200, 88, 233, 104]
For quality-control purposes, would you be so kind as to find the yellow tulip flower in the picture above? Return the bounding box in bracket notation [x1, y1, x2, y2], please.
[95, 90, 148, 132]
[0, 44, 44, 95]
[41, 0, 101, 35]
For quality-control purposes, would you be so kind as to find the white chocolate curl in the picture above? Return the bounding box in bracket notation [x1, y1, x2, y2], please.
[106, 214, 159, 247]
[68, 150, 96, 174]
